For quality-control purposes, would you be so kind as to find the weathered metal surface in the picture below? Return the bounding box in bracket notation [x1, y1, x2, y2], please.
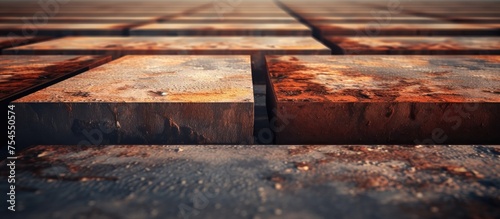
[0, 23, 133, 36]
[304, 16, 443, 24]
[447, 16, 500, 23]
[325, 37, 500, 55]
[2, 36, 330, 84]
[189, 10, 292, 17]
[0, 16, 160, 23]
[130, 23, 311, 36]
[2, 145, 499, 219]
[3, 36, 330, 55]
[162, 16, 298, 23]
[0, 55, 110, 103]
[314, 23, 500, 36]
[14, 55, 254, 146]
[0, 36, 49, 50]
[266, 55, 500, 144]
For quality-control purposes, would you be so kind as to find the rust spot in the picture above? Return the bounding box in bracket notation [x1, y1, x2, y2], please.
[288, 145, 319, 156]
[70, 91, 91, 97]
[321, 146, 484, 180]
[267, 58, 330, 101]
[0, 56, 107, 101]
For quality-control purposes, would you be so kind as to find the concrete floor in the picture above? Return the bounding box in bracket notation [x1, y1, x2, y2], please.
[1, 145, 499, 218]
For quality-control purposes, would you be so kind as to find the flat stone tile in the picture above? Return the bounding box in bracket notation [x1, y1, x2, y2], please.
[325, 37, 500, 55]
[304, 16, 443, 24]
[162, 16, 298, 23]
[314, 23, 500, 36]
[8, 145, 500, 219]
[0, 23, 133, 36]
[3, 36, 329, 55]
[14, 55, 254, 146]
[0, 55, 110, 103]
[130, 23, 311, 36]
[266, 55, 500, 144]
[0, 36, 50, 50]
[448, 16, 500, 23]
[3, 36, 330, 84]
[0, 16, 160, 23]
[189, 11, 291, 17]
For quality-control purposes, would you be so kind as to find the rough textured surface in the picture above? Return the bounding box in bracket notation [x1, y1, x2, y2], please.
[0, 55, 111, 103]
[325, 37, 500, 55]
[0, 23, 134, 36]
[2, 36, 330, 84]
[304, 16, 442, 24]
[14, 56, 254, 146]
[314, 23, 500, 36]
[162, 16, 298, 23]
[130, 23, 312, 36]
[0, 36, 50, 50]
[3, 36, 331, 56]
[266, 55, 500, 144]
[1, 145, 499, 219]
[0, 16, 160, 23]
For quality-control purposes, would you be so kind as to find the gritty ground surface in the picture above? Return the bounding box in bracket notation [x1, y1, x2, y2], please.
[1, 145, 499, 219]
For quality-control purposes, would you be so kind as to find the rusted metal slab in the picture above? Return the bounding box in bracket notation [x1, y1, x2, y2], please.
[0, 23, 133, 36]
[189, 10, 291, 17]
[14, 55, 254, 146]
[325, 37, 500, 55]
[3, 36, 330, 84]
[314, 23, 500, 36]
[266, 55, 500, 144]
[0, 36, 50, 50]
[130, 23, 311, 36]
[0, 16, 160, 23]
[3, 36, 329, 55]
[304, 16, 443, 24]
[0, 55, 110, 104]
[162, 16, 298, 23]
[3, 145, 500, 218]
[448, 16, 500, 23]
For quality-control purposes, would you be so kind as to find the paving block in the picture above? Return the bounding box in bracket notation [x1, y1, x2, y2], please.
[325, 37, 500, 55]
[9, 144, 500, 218]
[448, 16, 500, 23]
[0, 36, 50, 50]
[130, 23, 311, 36]
[0, 55, 110, 103]
[304, 16, 442, 24]
[14, 55, 254, 146]
[0, 23, 133, 36]
[314, 23, 500, 36]
[3, 36, 330, 84]
[0, 16, 160, 23]
[162, 16, 298, 23]
[266, 55, 500, 144]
